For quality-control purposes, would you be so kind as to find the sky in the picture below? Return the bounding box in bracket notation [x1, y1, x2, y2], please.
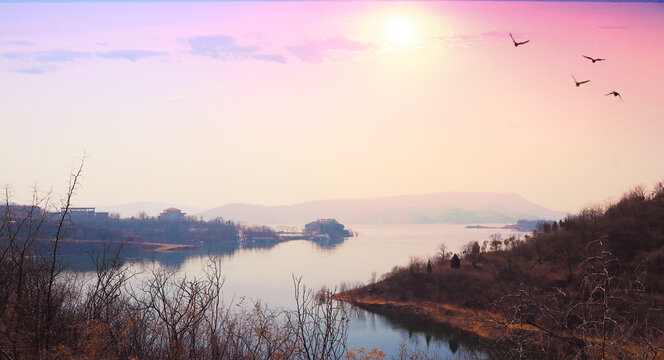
[1, 1, 664, 214]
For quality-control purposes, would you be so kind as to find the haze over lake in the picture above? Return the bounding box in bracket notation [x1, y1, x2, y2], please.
[2, 0, 664, 358]
[71, 223, 518, 357]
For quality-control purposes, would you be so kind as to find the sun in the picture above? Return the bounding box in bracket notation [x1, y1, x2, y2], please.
[387, 17, 417, 45]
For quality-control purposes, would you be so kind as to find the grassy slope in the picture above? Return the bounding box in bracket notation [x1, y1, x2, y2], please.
[336, 259, 539, 341]
[337, 183, 664, 356]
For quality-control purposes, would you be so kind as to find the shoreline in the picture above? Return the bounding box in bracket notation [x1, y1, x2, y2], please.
[61, 239, 196, 253]
[333, 292, 508, 342]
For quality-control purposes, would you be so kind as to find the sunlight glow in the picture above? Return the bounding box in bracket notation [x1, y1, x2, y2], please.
[387, 17, 417, 45]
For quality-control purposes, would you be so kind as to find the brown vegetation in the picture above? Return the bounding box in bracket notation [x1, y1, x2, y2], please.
[339, 181, 664, 359]
[0, 164, 351, 360]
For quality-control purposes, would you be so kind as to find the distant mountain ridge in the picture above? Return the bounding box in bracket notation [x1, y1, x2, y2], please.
[199, 192, 565, 225]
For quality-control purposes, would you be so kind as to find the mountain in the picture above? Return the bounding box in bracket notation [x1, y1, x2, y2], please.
[96, 202, 204, 218]
[199, 192, 565, 225]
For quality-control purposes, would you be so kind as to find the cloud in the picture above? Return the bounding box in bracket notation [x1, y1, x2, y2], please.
[8, 40, 35, 46]
[97, 50, 167, 61]
[251, 53, 287, 63]
[34, 50, 90, 62]
[13, 66, 55, 75]
[437, 34, 478, 41]
[4, 49, 169, 63]
[480, 31, 511, 39]
[2, 52, 31, 60]
[599, 25, 626, 30]
[434, 34, 481, 47]
[434, 31, 519, 47]
[184, 35, 286, 63]
[2, 48, 169, 71]
[186, 35, 255, 58]
[287, 36, 376, 63]
[3, 50, 89, 62]
[184, 35, 285, 63]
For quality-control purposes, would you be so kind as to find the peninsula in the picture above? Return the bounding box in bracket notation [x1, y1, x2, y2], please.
[336, 184, 664, 358]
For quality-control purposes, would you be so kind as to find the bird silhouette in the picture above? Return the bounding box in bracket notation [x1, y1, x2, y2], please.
[605, 91, 623, 101]
[510, 33, 530, 47]
[583, 55, 605, 63]
[571, 74, 590, 87]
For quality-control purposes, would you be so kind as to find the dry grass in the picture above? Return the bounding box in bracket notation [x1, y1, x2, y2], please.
[334, 292, 507, 341]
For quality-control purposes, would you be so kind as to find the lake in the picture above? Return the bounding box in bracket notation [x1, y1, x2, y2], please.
[73, 223, 521, 358]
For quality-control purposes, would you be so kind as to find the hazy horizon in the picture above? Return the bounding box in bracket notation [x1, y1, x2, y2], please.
[2, 1, 663, 214]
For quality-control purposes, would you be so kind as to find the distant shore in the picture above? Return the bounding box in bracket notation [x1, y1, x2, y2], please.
[466, 219, 551, 232]
[465, 224, 521, 230]
[62, 239, 196, 253]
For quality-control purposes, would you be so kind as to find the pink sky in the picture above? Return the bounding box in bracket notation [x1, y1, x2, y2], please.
[1, 2, 663, 214]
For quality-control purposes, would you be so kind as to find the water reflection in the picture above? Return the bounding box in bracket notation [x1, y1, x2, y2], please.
[65, 224, 517, 357]
[346, 304, 487, 358]
[63, 236, 347, 272]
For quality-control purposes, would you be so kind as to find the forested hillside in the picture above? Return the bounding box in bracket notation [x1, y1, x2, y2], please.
[343, 182, 664, 359]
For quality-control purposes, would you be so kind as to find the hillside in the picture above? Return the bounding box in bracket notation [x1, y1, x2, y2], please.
[338, 183, 664, 359]
[200, 192, 564, 225]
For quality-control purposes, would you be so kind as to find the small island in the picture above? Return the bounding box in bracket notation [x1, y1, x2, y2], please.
[278, 219, 353, 247]
[304, 218, 353, 239]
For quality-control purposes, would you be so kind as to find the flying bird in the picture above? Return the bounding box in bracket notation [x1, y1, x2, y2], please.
[605, 91, 623, 101]
[571, 74, 590, 87]
[510, 33, 530, 47]
[583, 55, 605, 63]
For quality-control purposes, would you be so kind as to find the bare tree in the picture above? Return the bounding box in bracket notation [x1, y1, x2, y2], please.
[289, 275, 349, 360]
[0, 186, 53, 357]
[1, 159, 354, 359]
[130, 258, 225, 360]
[409, 257, 423, 274]
[494, 238, 663, 359]
[489, 234, 503, 252]
[436, 242, 450, 265]
[461, 241, 481, 268]
[45, 157, 85, 352]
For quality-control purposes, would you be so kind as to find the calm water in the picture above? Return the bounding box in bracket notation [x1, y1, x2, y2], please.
[74, 224, 520, 358]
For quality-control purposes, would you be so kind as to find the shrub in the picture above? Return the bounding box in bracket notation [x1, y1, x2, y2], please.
[450, 254, 460, 269]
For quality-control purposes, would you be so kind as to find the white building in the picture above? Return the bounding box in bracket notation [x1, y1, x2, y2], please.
[158, 207, 186, 221]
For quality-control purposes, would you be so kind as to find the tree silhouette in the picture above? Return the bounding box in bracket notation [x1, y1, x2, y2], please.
[451, 254, 461, 269]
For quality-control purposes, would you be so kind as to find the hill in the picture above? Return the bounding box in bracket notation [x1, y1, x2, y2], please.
[200, 192, 564, 225]
[338, 182, 664, 358]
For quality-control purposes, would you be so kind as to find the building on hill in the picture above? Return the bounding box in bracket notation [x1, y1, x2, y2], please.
[65, 207, 109, 222]
[158, 207, 186, 221]
[67, 207, 95, 221]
